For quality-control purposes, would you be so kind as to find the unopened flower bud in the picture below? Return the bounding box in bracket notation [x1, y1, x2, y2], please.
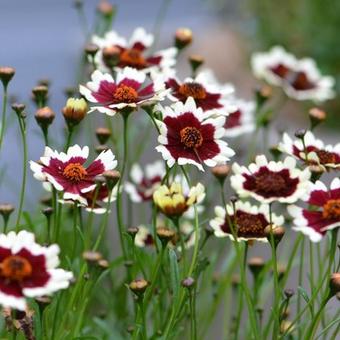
[211, 164, 230, 183]
[156, 227, 176, 247]
[0, 203, 15, 224]
[96, 127, 111, 145]
[98, 259, 109, 269]
[129, 279, 149, 296]
[62, 98, 87, 127]
[175, 28, 192, 50]
[0, 67, 15, 88]
[309, 107, 326, 130]
[103, 170, 120, 190]
[85, 43, 99, 58]
[294, 129, 307, 139]
[42, 207, 53, 218]
[102, 46, 121, 68]
[264, 225, 285, 247]
[83, 251, 103, 264]
[181, 277, 195, 288]
[230, 195, 238, 204]
[255, 85, 272, 107]
[64, 86, 77, 98]
[269, 145, 282, 161]
[35, 106, 55, 128]
[329, 273, 340, 296]
[97, 0, 115, 17]
[127, 227, 139, 239]
[95, 145, 110, 154]
[277, 265, 286, 281]
[35, 296, 51, 308]
[189, 54, 204, 73]
[32, 85, 49, 107]
[231, 274, 240, 288]
[248, 257, 265, 278]
[284, 288, 295, 299]
[11, 103, 25, 116]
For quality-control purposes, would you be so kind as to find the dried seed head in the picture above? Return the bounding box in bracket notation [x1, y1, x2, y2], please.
[96, 127, 111, 145]
[85, 43, 99, 57]
[189, 54, 204, 73]
[175, 28, 193, 49]
[0, 67, 15, 87]
[211, 164, 230, 181]
[329, 273, 340, 295]
[181, 277, 195, 288]
[129, 279, 149, 295]
[248, 257, 265, 277]
[62, 98, 88, 126]
[35, 106, 55, 127]
[82, 251, 103, 263]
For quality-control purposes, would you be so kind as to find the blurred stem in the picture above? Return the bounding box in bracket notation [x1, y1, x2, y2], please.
[297, 237, 305, 339]
[152, 0, 172, 50]
[189, 287, 197, 340]
[85, 185, 100, 249]
[0, 85, 8, 151]
[15, 116, 27, 231]
[72, 205, 78, 259]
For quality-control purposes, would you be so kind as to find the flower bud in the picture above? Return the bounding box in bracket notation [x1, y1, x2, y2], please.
[264, 225, 285, 247]
[181, 277, 195, 289]
[42, 207, 53, 218]
[294, 128, 307, 139]
[211, 164, 230, 183]
[0, 67, 15, 88]
[62, 98, 87, 127]
[189, 54, 204, 73]
[309, 107, 326, 130]
[129, 279, 149, 296]
[231, 274, 240, 288]
[35, 107, 55, 128]
[96, 127, 111, 145]
[103, 170, 120, 190]
[127, 227, 139, 239]
[269, 145, 282, 161]
[85, 43, 99, 58]
[64, 86, 77, 98]
[82, 251, 103, 264]
[97, 0, 115, 17]
[32, 85, 49, 107]
[95, 145, 110, 154]
[98, 259, 109, 269]
[255, 85, 272, 107]
[284, 288, 295, 299]
[248, 256, 265, 278]
[11, 103, 25, 116]
[35, 296, 51, 308]
[156, 227, 176, 247]
[329, 273, 340, 296]
[175, 28, 192, 50]
[102, 46, 121, 68]
[0, 203, 15, 224]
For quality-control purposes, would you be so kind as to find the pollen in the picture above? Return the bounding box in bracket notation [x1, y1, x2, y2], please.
[120, 48, 146, 68]
[255, 172, 286, 193]
[180, 126, 203, 148]
[178, 82, 207, 100]
[315, 150, 336, 165]
[113, 85, 138, 103]
[322, 199, 340, 220]
[235, 213, 265, 237]
[63, 162, 87, 182]
[0, 256, 32, 281]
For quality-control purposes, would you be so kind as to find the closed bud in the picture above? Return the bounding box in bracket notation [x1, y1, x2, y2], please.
[11, 103, 25, 116]
[248, 257, 265, 278]
[175, 28, 192, 50]
[230, 195, 238, 204]
[103, 170, 120, 189]
[85, 43, 99, 57]
[127, 227, 139, 239]
[0, 67, 15, 88]
[35, 296, 51, 308]
[97, 0, 115, 17]
[189, 54, 204, 73]
[96, 127, 111, 144]
[35, 106, 55, 128]
[156, 227, 176, 246]
[0, 203, 15, 224]
[42, 207, 53, 218]
[264, 225, 285, 247]
[284, 288, 295, 299]
[329, 273, 340, 296]
[62, 98, 87, 127]
[211, 164, 230, 183]
[255, 85, 272, 107]
[102, 46, 121, 68]
[96, 145, 110, 154]
[82, 251, 103, 263]
[129, 279, 149, 296]
[64, 86, 77, 98]
[231, 274, 240, 288]
[309, 107, 326, 130]
[181, 277, 195, 288]
[98, 259, 109, 269]
[294, 128, 307, 139]
[32, 85, 49, 106]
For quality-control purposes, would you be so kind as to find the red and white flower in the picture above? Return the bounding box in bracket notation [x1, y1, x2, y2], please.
[231, 155, 311, 203]
[288, 178, 340, 242]
[251, 46, 335, 101]
[223, 98, 256, 138]
[125, 161, 165, 202]
[30, 145, 117, 205]
[92, 27, 177, 73]
[79, 67, 167, 116]
[156, 97, 235, 171]
[210, 201, 284, 242]
[135, 226, 155, 248]
[164, 69, 235, 114]
[278, 131, 340, 172]
[0, 230, 73, 310]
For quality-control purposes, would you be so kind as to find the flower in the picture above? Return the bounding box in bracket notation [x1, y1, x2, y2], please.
[0, 230, 73, 310]
[156, 97, 235, 171]
[92, 27, 177, 73]
[210, 201, 284, 242]
[288, 178, 340, 242]
[125, 161, 165, 202]
[30, 145, 117, 205]
[278, 131, 340, 172]
[164, 69, 235, 114]
[135, 226, 155, 248]
[231, 155, 311, 203]
[251, 46, 335, 101]
[79, 67, 167, 116]
[223, 98, 255, 138]
[153, 181, 205, 218]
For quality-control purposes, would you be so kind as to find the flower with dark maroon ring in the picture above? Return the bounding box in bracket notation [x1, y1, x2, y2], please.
[79, 67, 167, 116]
[30, 144, 117, 205]
[278, 131, 340, 172]
[288, 178, 340, 242]
[92, 27, 177, 73]
[231, 155, 311, 203]
[125, 161, 165, 203]
[0, 230, 73, 310]
[251, 46, 335, 102]
[210, 201, 284, 242]
[164, 69, 235, 114]
[155, 97, 235, 171]
[135, 226, 155, 248]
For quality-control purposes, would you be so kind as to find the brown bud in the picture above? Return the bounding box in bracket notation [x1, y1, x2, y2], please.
[40, 196, 52, 206]
[269, 145, 282, 161]
[211, 164, 230, 181]
[277, 265, 286, 281]
[82, 251, 103, 263]
[175, 28, 193, 49]
[264, 225, 285, 246]
[102, 46, 121, 68]
[35, 296, 51, 307]
[85, 43, 99, 57]
[0, 204, 15, 223]
[248, 256, 265, 278]
[255, 85, 272, 107]
[231, 274, 240, 288]
[0, 67, 15, 87]
[62, 98, 87, 126]
[156, 227, 176, 246]
[32, 85, 49, 106]
[329, 273, 340, 296]
[11, 103, 25, 116]
[127, 227, 139, 238]
[97, 0, 114, 17]
[294, 128, 307, 139]
[181, 277, 195, 288]
[38, 79, 50, 87]
[95, 145, 110, 154]
[284, 288, 295, 299]
[96, 127, 111, 145]
[98, 259, 109, 269]
[189, 54, 204, 73]
[35, 106, 55, 127]
[309, 107, 326, 129]
[42, 207, 53, 218]
[129, 279, 149, 295]
[103, 170, 120, 190]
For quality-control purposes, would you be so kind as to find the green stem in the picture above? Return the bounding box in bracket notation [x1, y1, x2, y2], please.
[0, 86, 8, 151]
[65, 127, 74, 151]
[297, 236, 305, 339]
[189, 288, 197, 340]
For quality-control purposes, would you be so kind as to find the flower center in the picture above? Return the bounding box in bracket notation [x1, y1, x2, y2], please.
[289, 71, 315, 90]
[113, 85, 138, 103]
[63, 163, 87, 182]
[180, 127, 203, 148]
[178, 82, 207, 99]
[315, 150, 336, 165]
[255, 172, 286, 194]
[235, 213, 266, 237]
[120, 48, 146, 68]
[0, 256, 32, 281]
[323, 199, 340, 219]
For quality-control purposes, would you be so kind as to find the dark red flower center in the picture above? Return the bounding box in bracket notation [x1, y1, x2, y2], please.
[323, 199, 340, 219]
[270, 64, 290, 79]
[289, 71, 315, 90]
[255, 172, 286, 194]
[236, 213, 266, 237]
[315, 150, 336, 165]
[178, 82, 207, 100]
[63, 162, 87, 182]
[0, 255, 32, 281]
[120, 48, 146, 68]
[180, 127, 203, 148]
[113, 85, 138, 103]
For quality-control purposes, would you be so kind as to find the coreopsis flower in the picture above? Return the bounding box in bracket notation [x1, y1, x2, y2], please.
[278, 131, 340, 172]
[153, 181, 205, 218]
[231, 155, 311, 203]
[164, 69, 235, 114]
[224, 98, 256, 138]
[135, 226, 155, 248]
[125, 161, 165, 202]
[156, 98, 235, 171]
[210, 201, 284, 242]
[92, 27, 177, 73]
[30, 145, 117, 205]
[0, 230, 73, 310]
[251, 46, 334, 102]
[79, 67, 167, 116]
[288, 178, 340, 242]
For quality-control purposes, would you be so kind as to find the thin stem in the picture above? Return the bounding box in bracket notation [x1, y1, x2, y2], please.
[72, 205, 78, 259]
[0, 86, 8, 151]
[189, 288, 197, 340]
[64, 127, 74, 151]
[297, 236, 305, 339]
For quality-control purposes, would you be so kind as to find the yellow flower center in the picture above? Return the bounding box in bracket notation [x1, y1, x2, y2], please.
[178, 82, 207, 99]
[0, 256, 32, 281]
[63, 163, 87, 182]
[113, 85, 138, 103]
[180, 127, 203, 148]
[323, 199, 340, 219]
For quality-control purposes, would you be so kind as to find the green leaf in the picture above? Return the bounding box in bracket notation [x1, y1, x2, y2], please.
[298, 286, 314, 317]
[168, 249, 180, 300]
